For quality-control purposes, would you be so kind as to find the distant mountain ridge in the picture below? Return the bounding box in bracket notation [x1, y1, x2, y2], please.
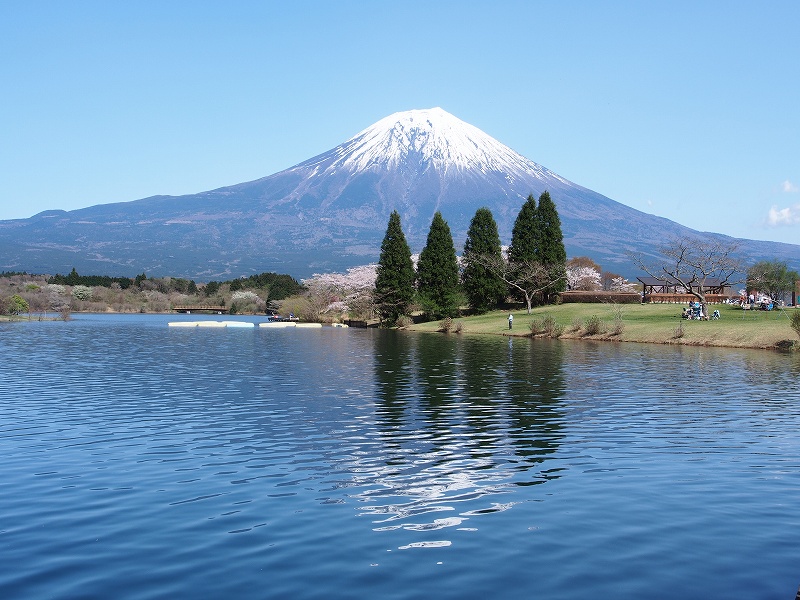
[1, 107, 798, 280]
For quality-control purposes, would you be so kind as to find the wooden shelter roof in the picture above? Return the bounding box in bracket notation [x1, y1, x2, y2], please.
[637, 276, 726, 287]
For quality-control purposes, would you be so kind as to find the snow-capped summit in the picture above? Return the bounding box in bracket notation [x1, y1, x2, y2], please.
[323, 107, 562, 184]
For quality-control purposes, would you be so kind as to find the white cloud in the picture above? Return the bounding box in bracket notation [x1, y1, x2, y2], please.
[767, 204, 800, 226]
[782, 180, 799, 193]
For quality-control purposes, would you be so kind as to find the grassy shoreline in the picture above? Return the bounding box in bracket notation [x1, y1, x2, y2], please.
[407, 303, 800, 351]
[5, 304, 799, 351]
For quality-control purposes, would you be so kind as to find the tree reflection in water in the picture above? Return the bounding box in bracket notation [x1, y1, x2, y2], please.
[365, 331, 565, 527]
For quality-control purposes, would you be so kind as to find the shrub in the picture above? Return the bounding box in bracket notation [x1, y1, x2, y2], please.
[530, 314, 564, 338]
[673, 320, 685, 339]
[790, 309, 800, 340]
[610, 317, 624, 336]
[438, 316, 454, 333]
[47, 286, 69, 311]
[396, 315, 413, 329]
[454, 320, 464, 334]
[529, 318, 545, 335]
[72, 285, 93, 301]
[6, 294, 29, 315]
[611, 315, 625, 336]
[569, 317, 582, 332]
[230, 290, 265, 314]
[610, 304, 625, 336]
[584, 314, 606, 335]
[548, 320, 565, 338]
[277, 296, 312, 321]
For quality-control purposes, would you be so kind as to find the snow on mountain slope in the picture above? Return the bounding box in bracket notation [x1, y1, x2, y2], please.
[307, 107, 566, 183]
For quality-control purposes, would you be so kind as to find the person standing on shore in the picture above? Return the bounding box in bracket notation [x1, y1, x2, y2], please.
[508, 314, 513, 330]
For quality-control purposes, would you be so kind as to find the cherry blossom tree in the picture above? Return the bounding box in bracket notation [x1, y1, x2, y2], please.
[566, 265, 601, 291]
[303, 264, 378, 320]
[610, 276, 637, 292]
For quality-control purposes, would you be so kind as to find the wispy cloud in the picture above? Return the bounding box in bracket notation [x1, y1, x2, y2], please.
[782, 180, 799, 193]
[767, 204, 800, 226]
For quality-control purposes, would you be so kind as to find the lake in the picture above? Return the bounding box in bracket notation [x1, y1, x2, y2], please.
[1, 314, 799, 599]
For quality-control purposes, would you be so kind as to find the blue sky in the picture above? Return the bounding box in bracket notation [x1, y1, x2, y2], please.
[2, 1, 799, 245]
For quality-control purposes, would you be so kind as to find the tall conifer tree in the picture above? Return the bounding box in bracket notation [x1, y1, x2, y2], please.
[535, 191, 567, 294]
[416, 211, 460, 318]
[504, 191, 568, 307]
[535, 191, 566, 263]
[508, 193, 539, 262]
[375, 210, 415, 325]
[462, 207, 506, 312]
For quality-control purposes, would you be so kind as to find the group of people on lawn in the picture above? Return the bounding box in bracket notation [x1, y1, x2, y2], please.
[681, 301, 721, 320]
[741, 294, 774, 311]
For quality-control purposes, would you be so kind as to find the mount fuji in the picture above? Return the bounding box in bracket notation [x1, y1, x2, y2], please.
[1, 107, 798, 280]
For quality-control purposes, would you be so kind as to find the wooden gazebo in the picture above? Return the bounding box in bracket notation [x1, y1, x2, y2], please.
[637, 276, 731, 304]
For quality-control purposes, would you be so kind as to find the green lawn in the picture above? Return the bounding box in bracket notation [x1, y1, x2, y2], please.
[408, 302, 800, 350]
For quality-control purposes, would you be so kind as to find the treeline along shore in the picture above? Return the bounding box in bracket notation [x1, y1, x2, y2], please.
[3, 268, 799, 351]
[0, 269, 303, 318]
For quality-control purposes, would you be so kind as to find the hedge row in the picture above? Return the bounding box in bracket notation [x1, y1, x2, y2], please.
[560, 291, 641, 304]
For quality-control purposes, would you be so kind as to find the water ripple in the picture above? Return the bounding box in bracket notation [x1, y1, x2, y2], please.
[1, 318, 799, 598]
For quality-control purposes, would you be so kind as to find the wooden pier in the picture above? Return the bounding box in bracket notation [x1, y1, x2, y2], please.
[172, 305, 228, 314]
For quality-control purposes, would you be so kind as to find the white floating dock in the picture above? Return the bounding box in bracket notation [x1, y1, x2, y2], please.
[169, 321, 254, 328]
[170, 320, 327, 329]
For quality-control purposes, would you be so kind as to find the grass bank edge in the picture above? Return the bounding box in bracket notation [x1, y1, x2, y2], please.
[407, 303, 800, 350]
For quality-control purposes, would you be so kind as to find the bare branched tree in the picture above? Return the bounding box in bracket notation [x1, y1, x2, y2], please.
[464, 251, 565, 314]
[631, 237, 744, 304]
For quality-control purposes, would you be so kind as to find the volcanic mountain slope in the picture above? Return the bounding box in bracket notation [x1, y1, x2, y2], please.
[1, 107, 798, 280]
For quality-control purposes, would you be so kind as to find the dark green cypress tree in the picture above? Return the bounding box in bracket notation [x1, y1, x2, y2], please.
[508, 193, 540, 263]
[462, 207, 506, 313]
[65, 267, 80, 286]
[535, 191, 566, 263]
[416, 211, 460, 318]
[375, 210, 415, 325]
[535, 191, 567, 293]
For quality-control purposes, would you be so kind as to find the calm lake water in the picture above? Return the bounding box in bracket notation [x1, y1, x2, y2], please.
[1, 314, 799, 599]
